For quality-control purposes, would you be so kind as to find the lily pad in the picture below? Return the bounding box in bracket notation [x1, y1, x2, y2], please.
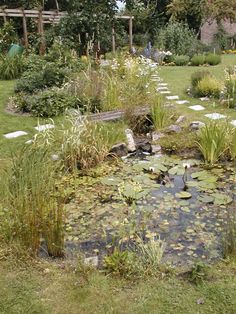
[101, 177, 122, 186]
[197, 195, 214, 204]
[175, 191, 192, 199]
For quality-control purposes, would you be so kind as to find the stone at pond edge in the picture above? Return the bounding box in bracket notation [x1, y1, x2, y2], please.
[152, 131, 165, 141]
[110, 143, 128, 157]
[152, 144, 162, 153]
[125, 129, 136, 152]
[84, 256, 99, 268]
[176, 116, 186, 124]
[189, 121, 205, 130]
[135, 139, 152, 153]
[165, 125, 182, 133]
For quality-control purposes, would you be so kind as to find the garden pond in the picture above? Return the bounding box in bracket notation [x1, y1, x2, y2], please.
[64, 154, 236, 267]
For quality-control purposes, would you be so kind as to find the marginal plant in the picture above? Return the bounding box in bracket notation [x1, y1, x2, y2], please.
[223, 209, 236, 258]
[102, 73, 121, 111]
[0, 146, 65, 257]
[196, 121, 230, 164]
[151, 95, 170, 130]
[224, 66, 236, 108]
[0, 55, 23, 80]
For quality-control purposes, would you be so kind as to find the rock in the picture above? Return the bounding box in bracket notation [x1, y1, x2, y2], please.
[151, 144, 162, 153]
[84, 256, 99, 268]
[51, 154, 60, 161]
[176, 116, 186, 124]
[135, 139, 152, 153]
[110, 143, 128, 157]
[152, 131, 165, 141]
[125, 129, 136, 152]
[189, 121, 205, 130]
[166, 124, 182, 133]
[4, 131, 28, 139]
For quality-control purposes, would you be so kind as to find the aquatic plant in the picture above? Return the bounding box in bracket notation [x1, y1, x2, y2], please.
[223, 209, 236, 258]
[150, 94, 170, 130]
[196, 121, 230, 164]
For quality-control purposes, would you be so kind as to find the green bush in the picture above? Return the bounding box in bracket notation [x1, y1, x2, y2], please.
[174, 55, 190, 66]
[191, 70, 211, 88]
[195, 75, 222, 98]
[205, 53, 221, 65]
[0, 55, 24, 80]
[155, 22, 197, 56]
[14, 88, 78, 117]
[191, 54, 206, 66]
[15, 63, 69, 93]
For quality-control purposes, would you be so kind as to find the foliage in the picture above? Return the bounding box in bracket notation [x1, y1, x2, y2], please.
[195, 75, 222, 98]
[174, 55, 190, 66]
[187, 262, 209, 285]
[0, 146, 65, 257]
[15, 88, 79, 117]
[0, 55, 24, 80]
[205, 54, 221, 66]
[196, 121, 230, 164]
[104, 248, 135, 277]
[0, 21, 17, 54]
[155, 22, 197, 56]
[15, 62, 69, 94]
[191, 54, 206, 66]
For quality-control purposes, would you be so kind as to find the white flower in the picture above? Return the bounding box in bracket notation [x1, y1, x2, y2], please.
[183, 163, 191, 169]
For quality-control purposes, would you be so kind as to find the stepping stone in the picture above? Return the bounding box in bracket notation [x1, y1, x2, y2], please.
[200, 97, 210, 101]
[158, 83, 168, 87]
[166, 95, 179, 100]
[157, 86, 169, 91]
[25, 139, 33, 144]
[204, 113, 226, 120]
[159, 90, 171, 94]
[176, 100, 189, 105]
[4, 131, 28, 139]
[35, 124, 55, 132]
[189, 105, 205, 111]
[231, 120, 236, 127]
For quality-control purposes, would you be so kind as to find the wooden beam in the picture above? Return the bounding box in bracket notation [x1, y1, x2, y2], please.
[112, 27, 116, 53]
[129, 16, 133, 51]
[22, 9, 28, 51]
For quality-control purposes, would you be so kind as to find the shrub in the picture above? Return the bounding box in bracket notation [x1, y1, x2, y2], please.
[155, 22, 197, 56]
[224, 66, 236, 108]
[205, 53, 221, 65]
[174, 55, 190, 66]
[191, 70, 211, 88]
[196, 121, 229, 164]
[191, 54, 206, 66]
[0, 55, 23, 80]
[195, 75, 222, 98]
[29, 88, 78, 117]
[0, 146, 65, 257]
[15, 63, 69, 94]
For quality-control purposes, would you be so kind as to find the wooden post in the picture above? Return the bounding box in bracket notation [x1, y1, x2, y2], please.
[22, 10, 28, 51]
[112, 27, 116, 53]
[129, 16, 133, 51]
[3, 14, 6, 23]
[38, 9, 46, 55]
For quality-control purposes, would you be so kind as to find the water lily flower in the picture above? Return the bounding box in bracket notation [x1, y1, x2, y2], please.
[183, 163, 191, 169]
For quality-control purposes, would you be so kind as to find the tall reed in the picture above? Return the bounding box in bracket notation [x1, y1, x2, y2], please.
[151, 95, 170, 130]
[0, 146, 65, 257]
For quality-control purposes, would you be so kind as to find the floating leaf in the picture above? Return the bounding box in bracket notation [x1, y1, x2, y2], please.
[197, 195, 214, 204]
[101, 177, 122, 186]
[175, 191, 192, 199]
[168, 166, 185, 176]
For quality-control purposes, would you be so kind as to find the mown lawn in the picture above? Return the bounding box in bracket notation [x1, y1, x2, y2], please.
[158, 54, 236, 123]
[0, 258, 236, 314]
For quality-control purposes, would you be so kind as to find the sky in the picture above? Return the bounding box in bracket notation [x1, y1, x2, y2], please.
[117, 1, 125, 11]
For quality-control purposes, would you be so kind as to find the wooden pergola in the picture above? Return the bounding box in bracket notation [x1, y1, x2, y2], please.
[0, 8, 134, 55]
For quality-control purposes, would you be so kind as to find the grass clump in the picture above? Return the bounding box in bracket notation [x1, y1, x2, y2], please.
[190, 54, 206, 66]
[0, 146, 65, 257]
[0, 55, 23, 80]
[223, 209, 236, 258]
[195, 75, 222, 98]
[174, 55, 190, 66]
[205, 53, 221, 65]
[195, 121, 229, 164]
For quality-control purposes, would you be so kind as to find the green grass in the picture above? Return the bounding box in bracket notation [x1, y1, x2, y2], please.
[158, 54, 236, 123]
[0, 258, 236, 313]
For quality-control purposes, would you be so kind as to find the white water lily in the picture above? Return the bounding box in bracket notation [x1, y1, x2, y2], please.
[183, 163, 191, 168]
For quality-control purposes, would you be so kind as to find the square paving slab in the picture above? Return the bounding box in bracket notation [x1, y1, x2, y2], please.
[231, 120, 236, 127]
[35, 124, 55, 132]
[204, 113, 226, 120]
[166, 95, 179, 100]
[189, 105, 205, 111]
[4, 131, 28, 139]
[176, 100, 190, 105]
[159, 90, 171, 94]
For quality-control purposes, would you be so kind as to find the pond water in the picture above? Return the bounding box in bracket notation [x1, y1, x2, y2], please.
[65, 155, 236, 267]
